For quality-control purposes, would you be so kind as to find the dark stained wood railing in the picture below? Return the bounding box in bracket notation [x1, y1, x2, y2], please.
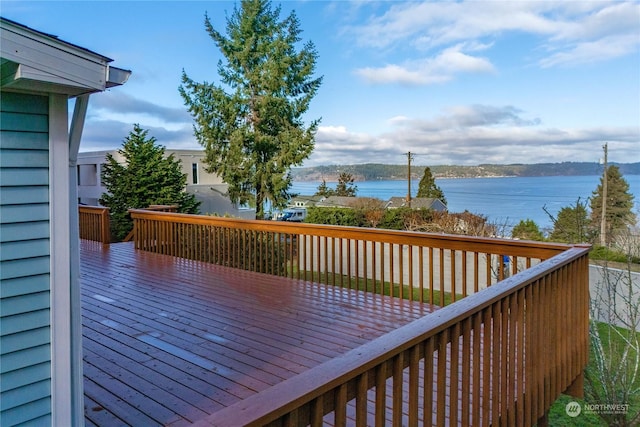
[78, 205, 110, 243]
[127, 210, 590, 425]
[129, 210, 571, 306]
[195, 245, 591, 426]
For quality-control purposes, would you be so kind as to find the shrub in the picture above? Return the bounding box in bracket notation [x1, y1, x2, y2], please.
[304, 207, 364, 227]
[590, 245, 640, 264]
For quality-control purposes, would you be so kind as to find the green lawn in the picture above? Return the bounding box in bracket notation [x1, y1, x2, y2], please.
[294, 268, 463, 306]
[549, 321, 640, 426]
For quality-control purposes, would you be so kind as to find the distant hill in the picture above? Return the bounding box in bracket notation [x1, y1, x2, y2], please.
[291, 162, 640, 181]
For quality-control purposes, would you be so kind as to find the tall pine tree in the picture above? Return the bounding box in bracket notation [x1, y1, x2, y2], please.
[549, 199, 591, 244]
[590, 165, 635, 245]
[180, 0, 322, 218]
[417, 167, 447, 205]
[335, 172, 357, 197]
[100, 124, 200, 241]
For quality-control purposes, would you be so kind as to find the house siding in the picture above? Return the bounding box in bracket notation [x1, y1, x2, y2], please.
[0, 91, 52, 426]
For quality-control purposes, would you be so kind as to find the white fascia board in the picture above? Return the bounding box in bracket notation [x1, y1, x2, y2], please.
[1, 24, 109, 92]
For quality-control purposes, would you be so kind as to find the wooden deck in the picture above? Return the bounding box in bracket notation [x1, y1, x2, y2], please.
[80, 241, 436, 426]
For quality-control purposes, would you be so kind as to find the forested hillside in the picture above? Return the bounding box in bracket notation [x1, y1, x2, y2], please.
[291, 162, 640, 181]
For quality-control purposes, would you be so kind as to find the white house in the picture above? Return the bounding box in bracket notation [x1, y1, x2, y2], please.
[0, 17, 129, 426]
[77, 149, 255, 219]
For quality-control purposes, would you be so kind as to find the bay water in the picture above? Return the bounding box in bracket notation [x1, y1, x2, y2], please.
[291, 175, 640, 233]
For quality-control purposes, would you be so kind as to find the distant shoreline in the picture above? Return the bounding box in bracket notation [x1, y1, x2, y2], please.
[292, 162, 640, 182]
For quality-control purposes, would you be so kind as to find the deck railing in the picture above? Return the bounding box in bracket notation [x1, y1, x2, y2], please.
[196, 245, 590, 426]
[78, 205, 110, 243]
[129, 210, 571, 306]
[128, 210, 590, 425]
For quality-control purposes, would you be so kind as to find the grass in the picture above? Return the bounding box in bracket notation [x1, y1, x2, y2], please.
[292, 268, 463, 306]
[549, 321, 640, 426]
[548, 394, 606, 426]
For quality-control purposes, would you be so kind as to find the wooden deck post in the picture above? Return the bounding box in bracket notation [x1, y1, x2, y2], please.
[565, 371, 585, 399]
[100, 208, 110, 244]
[537, 411, 549, 427]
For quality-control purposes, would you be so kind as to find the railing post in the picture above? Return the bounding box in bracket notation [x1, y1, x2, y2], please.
[101, 208, 110, 244]
[565, 371, 584, 399]
[78, 205, 111, 244]
[537, 411, 549, 427]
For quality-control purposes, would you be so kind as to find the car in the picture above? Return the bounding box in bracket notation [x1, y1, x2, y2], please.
[278, 208, 306, 222]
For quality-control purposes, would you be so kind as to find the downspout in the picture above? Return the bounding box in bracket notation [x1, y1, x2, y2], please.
[68, 93, 89, 426]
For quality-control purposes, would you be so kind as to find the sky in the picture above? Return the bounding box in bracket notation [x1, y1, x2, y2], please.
[3, 0, 639, 167]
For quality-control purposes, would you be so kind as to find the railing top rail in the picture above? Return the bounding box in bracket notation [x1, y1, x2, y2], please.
[129, 209, 572, 258]
[79, 205, 109, 213]
[192, 244, 591, 426]
[144, 204, 178, 212]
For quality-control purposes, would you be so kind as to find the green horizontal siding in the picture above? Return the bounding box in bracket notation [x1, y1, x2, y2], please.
[0, 112, 48, 133]
[1, 379, 51, 411]
[0, 257, 50, 281]
[0, 204, 49, 224]
[0, 186, 49, 205]
[0, 149, 49, 168]
[0, 396, 53, 427]
[0, 275, 49, 299]
[0, 92, 48, 114]
[0, 222, 50, 243]
[0, 362, 51, 393]
[0, 397, 51, 426]
[0, 309, 50, 336]
[0, 344, 51, 373]
[0, 91, 52, 425]
[0, 168, 49, 186]
[1, 326, 50, 356]
[0, 291, 50, 316]
[0, 239, 49, 261]
[0, 131, 48, 150]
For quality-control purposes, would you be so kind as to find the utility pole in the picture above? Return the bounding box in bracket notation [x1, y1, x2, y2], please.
[600, 143, 608, 247]
[406, 151, 414, 207]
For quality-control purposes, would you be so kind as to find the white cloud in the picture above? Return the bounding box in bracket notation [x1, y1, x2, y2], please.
[302, 105, 639, 167]
[346, 0, 639, 79]
[355, 44, 495, 85]
[90, 91, 191, 124]
[80, 118, 198, 153]
[540, 33, 640, 68]
[355, 64, 431, 85]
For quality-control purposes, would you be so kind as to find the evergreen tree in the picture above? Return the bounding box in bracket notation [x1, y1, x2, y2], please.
[100, 124, 200, 241]
[549, 199, 591, 244]
[314, 173, 356, 197]
[590, 165, 636, 245]
[180, 0, 322, 219]
[315, 179, 334, 197]
[511, 219, 544, 241]
[417, 167, 447, 205]
[334, 172, 357, 197]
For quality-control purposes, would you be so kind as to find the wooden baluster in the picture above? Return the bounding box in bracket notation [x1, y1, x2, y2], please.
[375, 361, 387, 426]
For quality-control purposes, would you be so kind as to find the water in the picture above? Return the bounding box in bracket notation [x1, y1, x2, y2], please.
[291, 175, 640, 233]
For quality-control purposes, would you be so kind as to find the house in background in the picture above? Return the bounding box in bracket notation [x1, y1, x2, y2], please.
[77, 149, 255, 219]
[289, 195, 447, 212]
[386, 196, 447, 212]
[287, 194, 325, 208]
[0, 17, 129, 426]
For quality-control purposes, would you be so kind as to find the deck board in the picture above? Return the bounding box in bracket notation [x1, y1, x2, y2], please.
[81, 241, 435, 425]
